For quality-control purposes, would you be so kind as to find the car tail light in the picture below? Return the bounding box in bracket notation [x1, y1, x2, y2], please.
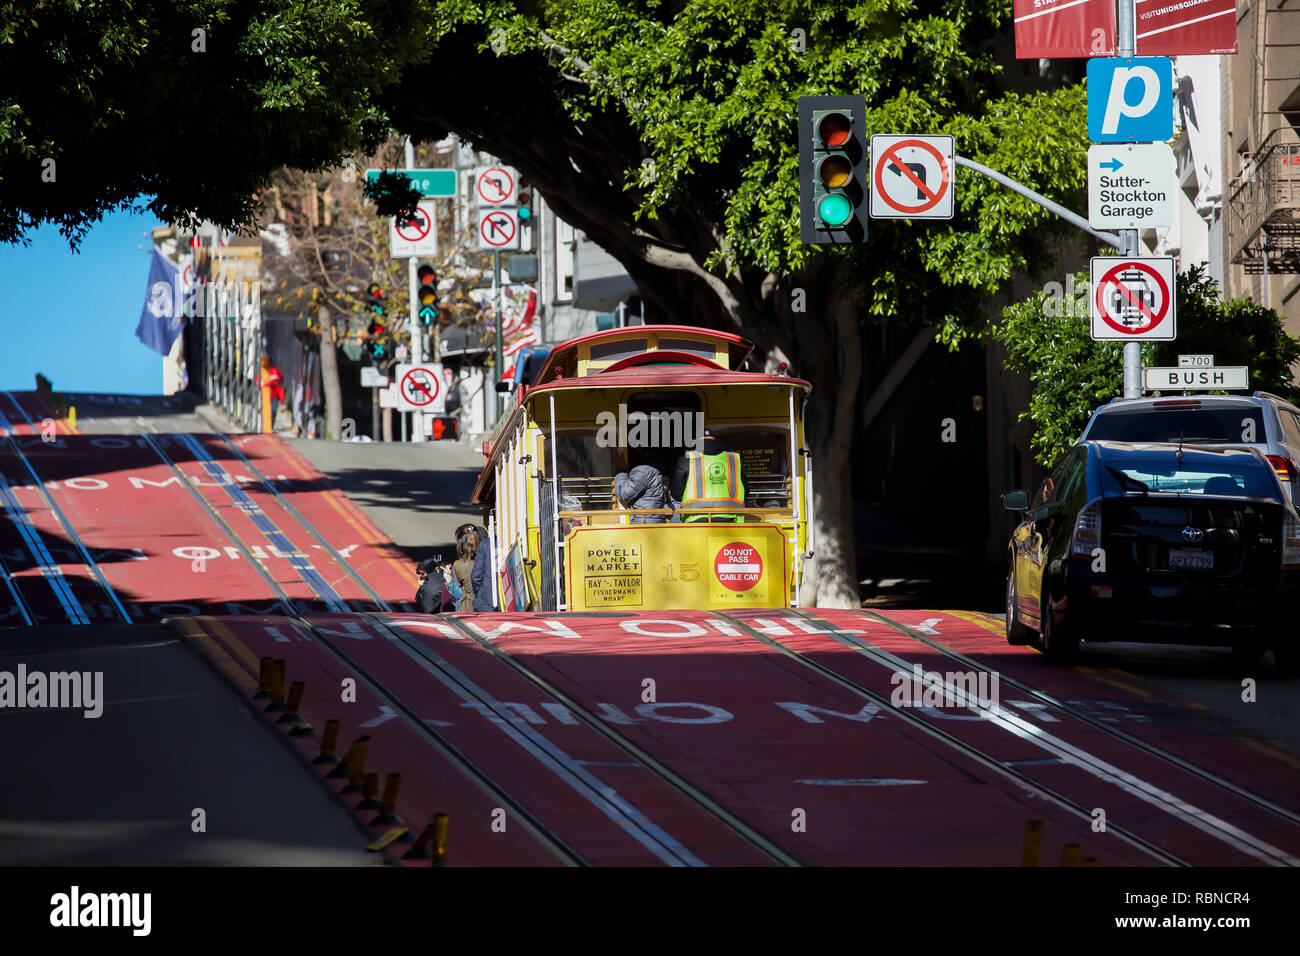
[1266, 455, 1297, 483]
[1284, 510, 1300, 570]
[1072, 499, 1102, 558]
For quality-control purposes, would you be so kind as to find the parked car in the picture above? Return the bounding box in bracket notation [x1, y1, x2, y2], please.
[1001, 440, 1300, 669]
[1080, 392, 1300, 505]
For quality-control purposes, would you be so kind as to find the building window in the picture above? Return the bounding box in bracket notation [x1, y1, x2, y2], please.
[557, 220, 574, 301]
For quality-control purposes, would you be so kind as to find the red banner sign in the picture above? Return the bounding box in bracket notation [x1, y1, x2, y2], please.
[1134, 0, 1238, 55]
[1014, 0, 1117, 58]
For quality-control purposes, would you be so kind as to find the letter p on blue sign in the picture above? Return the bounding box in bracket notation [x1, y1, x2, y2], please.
[1087, 57, 1173, 143]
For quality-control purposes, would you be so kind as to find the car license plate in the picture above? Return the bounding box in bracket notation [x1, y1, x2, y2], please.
[1168, 548, 1213, 571]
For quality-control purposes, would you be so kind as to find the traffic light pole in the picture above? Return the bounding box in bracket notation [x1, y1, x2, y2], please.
[405, 137, 426, 442]
[1117, 0, 1143, 400]
[494, 250, 504, 420]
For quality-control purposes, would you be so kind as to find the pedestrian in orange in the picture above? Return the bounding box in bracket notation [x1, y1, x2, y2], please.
[260, 353, 285, 433]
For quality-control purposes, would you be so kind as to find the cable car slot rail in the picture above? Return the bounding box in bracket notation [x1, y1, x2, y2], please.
[414, 612, 803, 867]
[712, 609, 1192, 866]
[775, 607, 1300, 867]
[861, 607, 1300, 836]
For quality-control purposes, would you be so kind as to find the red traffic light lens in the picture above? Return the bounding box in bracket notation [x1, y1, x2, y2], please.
[817, 112, 852, 148]
[417, 265, 437, 283]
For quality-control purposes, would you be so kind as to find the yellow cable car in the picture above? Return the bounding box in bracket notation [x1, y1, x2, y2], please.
[471, 326, 814, 611]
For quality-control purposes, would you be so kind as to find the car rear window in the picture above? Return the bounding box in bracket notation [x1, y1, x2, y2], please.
[1100, 458, 1279, 499]
[1086, 405, 1266, 444]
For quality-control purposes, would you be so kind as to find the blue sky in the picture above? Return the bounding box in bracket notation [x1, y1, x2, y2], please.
[0, 208, 167, 394]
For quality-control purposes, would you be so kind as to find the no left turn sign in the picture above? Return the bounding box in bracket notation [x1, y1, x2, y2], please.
[870, 134, 954, 219]
[1090, 257, 1176, 341]
[475, 165, 517, 205]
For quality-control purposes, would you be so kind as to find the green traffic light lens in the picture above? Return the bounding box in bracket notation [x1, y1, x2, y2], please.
[818, 193, 853, 226]
[518, 208, 531, 220]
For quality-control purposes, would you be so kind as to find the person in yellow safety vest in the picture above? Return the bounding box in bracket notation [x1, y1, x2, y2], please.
[671, 430, 745, 523]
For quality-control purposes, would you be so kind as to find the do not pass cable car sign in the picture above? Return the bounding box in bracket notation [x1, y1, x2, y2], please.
[869, 134, 954, 220]
[1090, 256, 1176, 341]
[395, 363, 445, 413]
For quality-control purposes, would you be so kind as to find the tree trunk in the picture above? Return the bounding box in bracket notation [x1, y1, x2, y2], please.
[318, 305, 344, 441]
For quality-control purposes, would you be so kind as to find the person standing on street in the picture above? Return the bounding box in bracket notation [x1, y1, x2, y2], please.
[260, 353, 286, 433]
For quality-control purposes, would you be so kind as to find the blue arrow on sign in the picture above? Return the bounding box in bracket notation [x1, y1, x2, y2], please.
[1100, 157, 1124, 172]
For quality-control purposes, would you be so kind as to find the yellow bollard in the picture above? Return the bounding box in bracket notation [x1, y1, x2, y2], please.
[356, 772, 381, 810]
[68, 406, 76, 430]
[314, 719, 341, 765]
[280, 680, 312, 735]
[1061, 843, 1081, 867]
[432, 812, 449, 867]
[254, 657, 274, 699]
[339, 735, 371, 792]
[372, 773, 403, 826]
[1022, 820, 1043, 867]
[265, 659, 286, 712]
[403, 822, 435, 861]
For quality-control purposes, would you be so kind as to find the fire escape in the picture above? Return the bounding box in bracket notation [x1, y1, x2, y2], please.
[1227, 129, 1300, 275]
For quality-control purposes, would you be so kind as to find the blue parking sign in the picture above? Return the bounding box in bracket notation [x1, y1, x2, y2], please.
[1087, 57, 1173, 143]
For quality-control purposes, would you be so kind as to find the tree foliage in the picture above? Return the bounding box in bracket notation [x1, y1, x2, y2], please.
[1, 0, 1105, 604]
[995, 262, 1300, 469]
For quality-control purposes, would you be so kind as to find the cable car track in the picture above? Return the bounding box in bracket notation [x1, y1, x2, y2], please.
[742, 606, 1300, 867]
[857, 607, 1300, 832]
[0, 390, 131, 624]
[158, 430, 789, 865]
[711, 609, 1192, 866]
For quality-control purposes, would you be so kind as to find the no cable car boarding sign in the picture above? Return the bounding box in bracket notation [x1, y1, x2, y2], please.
[869, 135, 954, 220]
[1090, 257, 1176, 341]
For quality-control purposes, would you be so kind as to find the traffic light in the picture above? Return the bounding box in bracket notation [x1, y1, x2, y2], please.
[365, 283, 386, 315]
[368, 335, 391, 361]
[416, 265, 438, 328]
[429, 416, 459, 440]
[798, 94, 868, 244]
[517, 178, 533, 222]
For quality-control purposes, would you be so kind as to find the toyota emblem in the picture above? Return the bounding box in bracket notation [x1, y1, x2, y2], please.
[1180, 527, 1204, 542]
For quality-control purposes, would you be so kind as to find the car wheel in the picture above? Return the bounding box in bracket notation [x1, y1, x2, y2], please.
[1272, 642, 1300, 678]
[1005, 567, 1033, 646]
[1039, 587, 1079, 663]
[1232, 638, 1263, 675]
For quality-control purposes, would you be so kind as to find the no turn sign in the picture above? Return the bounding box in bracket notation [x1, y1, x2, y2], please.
[1090, 257, 1177, 341]
[395, 363, 445, 412]
[389, 200, 438, 258]
[478, 207, 521, 250]
[870, 134, 955, 219]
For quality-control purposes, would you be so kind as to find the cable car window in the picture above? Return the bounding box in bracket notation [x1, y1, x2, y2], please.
[589, 340, 649, 363]
[655, 338, 718, 359]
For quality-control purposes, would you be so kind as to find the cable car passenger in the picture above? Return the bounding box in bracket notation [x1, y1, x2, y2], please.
[671, 429, 745, 523]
